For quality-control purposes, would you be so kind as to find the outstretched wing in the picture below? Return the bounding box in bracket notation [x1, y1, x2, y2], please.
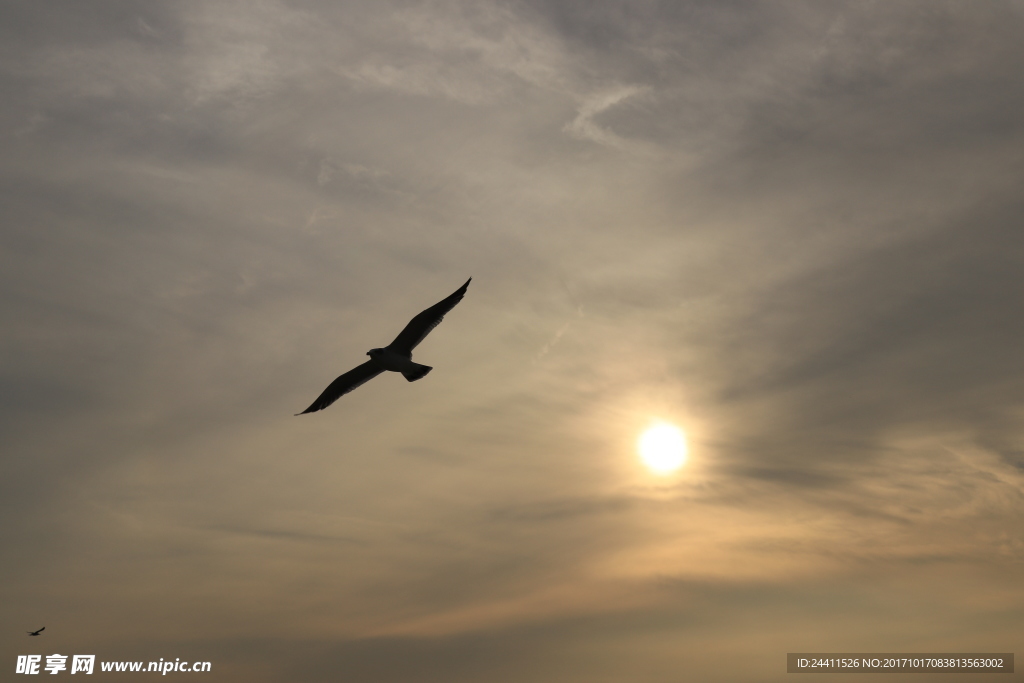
[387, 278, 471, 356]
[295, 361, 384, 415]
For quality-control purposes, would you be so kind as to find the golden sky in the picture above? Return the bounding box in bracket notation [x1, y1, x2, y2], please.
[2, 1, 1023, 681]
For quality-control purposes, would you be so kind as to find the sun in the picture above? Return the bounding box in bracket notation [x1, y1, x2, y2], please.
[637, 422, 688, 474]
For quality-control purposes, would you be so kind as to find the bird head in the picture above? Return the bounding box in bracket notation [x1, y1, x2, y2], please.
[367, 348, 383, 358]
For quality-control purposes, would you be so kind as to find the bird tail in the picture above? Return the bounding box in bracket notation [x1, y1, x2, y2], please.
[402, 363, 432, 382]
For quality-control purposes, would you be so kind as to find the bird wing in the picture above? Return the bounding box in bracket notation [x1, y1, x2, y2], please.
[387, 278, 471, 356]
[295, 361, 385, 415]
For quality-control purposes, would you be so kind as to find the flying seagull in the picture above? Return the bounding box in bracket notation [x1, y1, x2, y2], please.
[28, 627, 44, 636]
[297, 278, 471, 414]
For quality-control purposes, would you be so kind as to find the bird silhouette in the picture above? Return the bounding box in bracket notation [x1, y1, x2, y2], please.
[27, 627, 44, 636]
[297, 278, 471, 414]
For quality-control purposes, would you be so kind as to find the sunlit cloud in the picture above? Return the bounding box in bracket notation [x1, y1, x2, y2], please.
[2, 1, 1023, 681]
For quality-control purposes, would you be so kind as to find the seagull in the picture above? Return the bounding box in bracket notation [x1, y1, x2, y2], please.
[27, 627, 44, 636]
[297, 278, 471, 414]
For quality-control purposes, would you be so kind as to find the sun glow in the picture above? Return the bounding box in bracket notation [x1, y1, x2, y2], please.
[637, 422, 688, 474]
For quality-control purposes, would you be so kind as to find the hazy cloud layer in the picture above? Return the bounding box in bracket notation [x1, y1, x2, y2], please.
[2, 1, 1023, 681]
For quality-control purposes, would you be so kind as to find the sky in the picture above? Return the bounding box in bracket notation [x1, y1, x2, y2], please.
[2, 1, 1023, 681]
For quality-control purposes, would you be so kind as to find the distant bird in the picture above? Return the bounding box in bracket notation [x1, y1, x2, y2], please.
[297, 278, 471, 414]
[27, 627, 44, 636]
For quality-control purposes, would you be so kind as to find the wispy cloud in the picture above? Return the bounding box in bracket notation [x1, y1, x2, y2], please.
[3, 1, 1024, 680]
[563, 84, 650, 149]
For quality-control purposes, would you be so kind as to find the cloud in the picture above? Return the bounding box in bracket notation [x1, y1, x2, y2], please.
[2, 1, 1024, 681]
[331, 1, 571, 104]
[563, 84, 650, 148]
